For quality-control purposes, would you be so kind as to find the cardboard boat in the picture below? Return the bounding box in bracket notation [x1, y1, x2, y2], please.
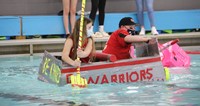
[38, 39, 167, 86]
[158, 39, 190, 67]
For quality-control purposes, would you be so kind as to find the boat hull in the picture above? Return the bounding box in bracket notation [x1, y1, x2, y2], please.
[38, 51, 166, 86]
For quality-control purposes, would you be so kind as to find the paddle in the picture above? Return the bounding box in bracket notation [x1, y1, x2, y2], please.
[159, 39, 179, 52]
[70, 0, 88, 88]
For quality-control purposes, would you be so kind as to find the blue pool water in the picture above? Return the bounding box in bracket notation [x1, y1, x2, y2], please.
[0, 55, 200, 106]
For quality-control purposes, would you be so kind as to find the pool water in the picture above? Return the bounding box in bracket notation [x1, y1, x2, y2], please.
[0, 55, 200, 106]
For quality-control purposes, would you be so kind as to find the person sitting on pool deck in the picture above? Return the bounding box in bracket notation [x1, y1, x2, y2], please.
[62, 17, 96, 68]
[102, 17, 152, 60]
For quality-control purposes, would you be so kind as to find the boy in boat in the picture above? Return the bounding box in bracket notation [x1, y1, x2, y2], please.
[62, 17, 96, 67]
[102, 17, 152, 60]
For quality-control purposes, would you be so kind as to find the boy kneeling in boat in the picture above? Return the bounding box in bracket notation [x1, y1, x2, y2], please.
[102, 17, 152, 60]
[62, 17, 96, 67]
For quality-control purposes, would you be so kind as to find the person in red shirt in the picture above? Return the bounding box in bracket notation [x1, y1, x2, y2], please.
[102, 17, 152, 60]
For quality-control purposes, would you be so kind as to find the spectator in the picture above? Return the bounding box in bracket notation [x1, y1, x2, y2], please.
[135, 0, 159, 35]
[89, 0, 109, 37]
[62, 0, 78, 37]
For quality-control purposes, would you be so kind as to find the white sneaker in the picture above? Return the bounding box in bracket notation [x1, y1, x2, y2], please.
[100, 31, 109, 37]
[99, 25, 109, 37]
[139, 28, 145, 35]
[93, 32, 103, 38]
[151, 27, 159, 35]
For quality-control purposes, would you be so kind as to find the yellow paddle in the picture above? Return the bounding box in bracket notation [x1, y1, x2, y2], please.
[70, 0, 88, 88]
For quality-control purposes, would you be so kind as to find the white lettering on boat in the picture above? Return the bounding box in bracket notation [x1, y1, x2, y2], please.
[66, 68, 153, 84]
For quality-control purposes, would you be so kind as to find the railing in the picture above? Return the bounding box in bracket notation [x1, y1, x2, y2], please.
[0, 9, 200, 37]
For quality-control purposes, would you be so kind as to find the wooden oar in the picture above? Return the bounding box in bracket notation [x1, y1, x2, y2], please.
[70, 0, 88, 88]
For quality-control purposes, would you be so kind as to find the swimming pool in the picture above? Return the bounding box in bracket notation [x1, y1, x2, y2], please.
[0, 54, 200, 106]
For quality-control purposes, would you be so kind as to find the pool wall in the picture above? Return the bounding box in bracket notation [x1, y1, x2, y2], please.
[0, 32, 200, 55]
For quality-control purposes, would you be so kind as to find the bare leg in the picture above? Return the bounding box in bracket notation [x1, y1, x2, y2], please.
[63, 0, 70, 34]
[70, 0, 78, 32]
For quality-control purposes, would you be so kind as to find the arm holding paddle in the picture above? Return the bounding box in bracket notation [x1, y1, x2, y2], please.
[77, 38, 93, 58]
[62, 38, 81, 68]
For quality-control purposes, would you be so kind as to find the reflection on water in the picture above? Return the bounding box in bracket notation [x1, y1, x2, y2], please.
[0, 55, 200, 106]
[0, 92, 89, 106]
